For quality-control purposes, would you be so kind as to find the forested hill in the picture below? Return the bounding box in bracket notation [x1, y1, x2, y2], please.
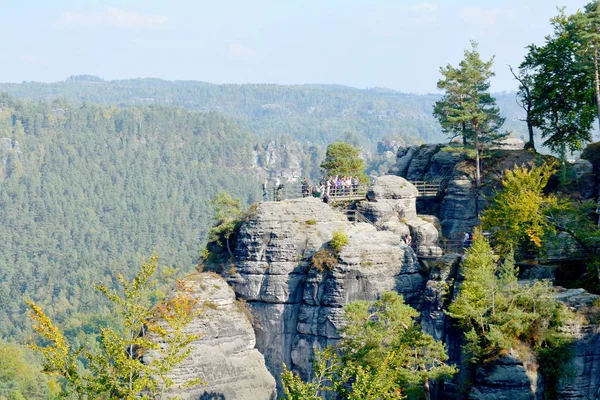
[0, 76, 526, 146]
[0, 94, 261, 339]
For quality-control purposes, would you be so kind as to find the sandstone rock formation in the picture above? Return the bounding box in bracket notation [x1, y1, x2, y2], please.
[223, 197, 425, 393]
[469, 349, 543, 400]
[146, 273, 277, 400]
[555, 288, 600, 399]
[359, 175, 443, 257]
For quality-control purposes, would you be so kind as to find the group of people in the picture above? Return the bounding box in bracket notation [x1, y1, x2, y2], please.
[311, 176, 361, 199]
[263, 178, 285, 202]
[262, 175, 362, 203]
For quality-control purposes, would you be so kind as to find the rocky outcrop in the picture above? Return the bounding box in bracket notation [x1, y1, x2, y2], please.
[439, 179, 478, 238]
[469, 349, 542, 400]
[146, 273, 277, 400]
[359, 175, 443, 257]
[389, 145, 477, 238]
[555, 288, 600, 399]
[223, 197, 425, 393]
[252, 140, 311, 183]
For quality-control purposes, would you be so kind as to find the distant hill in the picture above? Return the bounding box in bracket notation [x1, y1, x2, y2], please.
[0, 77, 528, 147]
[0, 94, 261, 339]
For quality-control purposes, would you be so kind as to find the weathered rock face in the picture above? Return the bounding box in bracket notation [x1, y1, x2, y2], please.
[439, 179, 478, 238]
[469, 349, 543, 400]
[389, 145, 477, 239]
[146, 273, 277, 400]
[555, 288, 600, 399]
[359, 175, 443, 257]
[252, 140, 309, 183]
[223, 197, 425, 393]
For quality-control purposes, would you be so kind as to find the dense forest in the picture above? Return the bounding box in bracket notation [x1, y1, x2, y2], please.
[0, 77, 528, 148]
[0, 94, 262, 342]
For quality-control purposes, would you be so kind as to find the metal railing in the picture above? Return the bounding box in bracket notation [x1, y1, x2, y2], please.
[262, 180, 441, 201]
[263, 183, 369, 202]
[409, 181, 441, 197]
[343, 209, 375, 226]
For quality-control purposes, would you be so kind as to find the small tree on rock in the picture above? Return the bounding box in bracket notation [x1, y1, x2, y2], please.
[320, 142, 368, 182]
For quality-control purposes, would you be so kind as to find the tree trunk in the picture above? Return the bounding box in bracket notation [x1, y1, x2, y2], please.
[526, 118, 535, 150]
[595, 45, 600, 140]
[424, 376, 431, 400]
[475, 138, 481, 188]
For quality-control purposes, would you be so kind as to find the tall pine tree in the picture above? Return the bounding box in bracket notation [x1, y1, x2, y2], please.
[433, 41, 506, 187]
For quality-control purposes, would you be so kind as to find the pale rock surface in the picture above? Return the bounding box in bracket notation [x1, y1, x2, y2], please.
[223, 197, 424, 394]
[359, 175, 442, 257]
[145, 273, 277, 400]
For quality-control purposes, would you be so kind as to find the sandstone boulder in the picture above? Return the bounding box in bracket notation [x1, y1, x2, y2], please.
[146, 273, 277, 400]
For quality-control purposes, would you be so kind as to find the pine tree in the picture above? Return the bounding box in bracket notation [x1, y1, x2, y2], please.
[433, 41, 506, 187]
[320, 142, 368, 182]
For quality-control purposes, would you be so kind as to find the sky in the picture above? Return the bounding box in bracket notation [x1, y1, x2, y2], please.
[0, 0, 592, 93]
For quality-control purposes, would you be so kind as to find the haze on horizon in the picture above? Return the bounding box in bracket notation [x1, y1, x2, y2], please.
[0, 0, 590, 94]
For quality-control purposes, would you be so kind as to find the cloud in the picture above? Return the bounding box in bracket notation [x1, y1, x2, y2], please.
[229, 43, 255, 59]
[459, 7, 516, 26]
[57, 8, 167, 28]
[413, 3, 437, 12]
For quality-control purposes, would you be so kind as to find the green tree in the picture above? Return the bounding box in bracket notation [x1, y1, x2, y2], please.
[27, 255, 203, 399]
[447, 233, 570, 363]
[320, 142, 368, 182]
[207, 191, 243, 257]
[282, 292, 456, 400]
[572, 1, 600, 138]
[522, 11, 596, 165]
[433, 41, 506, 187]
[481, 162, 560, 255]
[0, 341, 54, 399]
[509, 65, 536, 150]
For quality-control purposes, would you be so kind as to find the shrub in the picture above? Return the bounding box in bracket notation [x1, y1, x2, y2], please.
[330, 229, 349, 254]
[311, 248, 338, 272]
[305, 219, 317, 226]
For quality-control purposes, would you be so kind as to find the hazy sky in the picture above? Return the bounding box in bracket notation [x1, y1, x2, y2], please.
[0, 0, 591, 93]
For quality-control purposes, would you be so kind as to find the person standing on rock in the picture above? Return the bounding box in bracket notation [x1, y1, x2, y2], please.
[301, 177, 310, 198]
[275, 178, 284, 201]
[262, 179, 270, 201]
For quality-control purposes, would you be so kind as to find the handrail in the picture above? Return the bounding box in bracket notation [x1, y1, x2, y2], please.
[262, 180, 442, 201]
[343, 209, 375, 226]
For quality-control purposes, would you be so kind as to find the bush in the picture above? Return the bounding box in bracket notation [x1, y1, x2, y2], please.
[311, 248, 338, 272]
[330, 229, 349, 254]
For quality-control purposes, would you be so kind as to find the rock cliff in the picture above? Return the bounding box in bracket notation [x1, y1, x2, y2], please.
[145, 273, 277, 400]
[164, 164, 600, 399]
[223, 196, 425, 392]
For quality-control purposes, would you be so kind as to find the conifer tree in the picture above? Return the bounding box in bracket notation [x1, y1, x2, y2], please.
[320, 142, 368, 182]
[433, 41, 506, 187]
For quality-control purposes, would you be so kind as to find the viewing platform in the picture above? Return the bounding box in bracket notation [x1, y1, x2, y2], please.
[265, 180, 441, 202]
